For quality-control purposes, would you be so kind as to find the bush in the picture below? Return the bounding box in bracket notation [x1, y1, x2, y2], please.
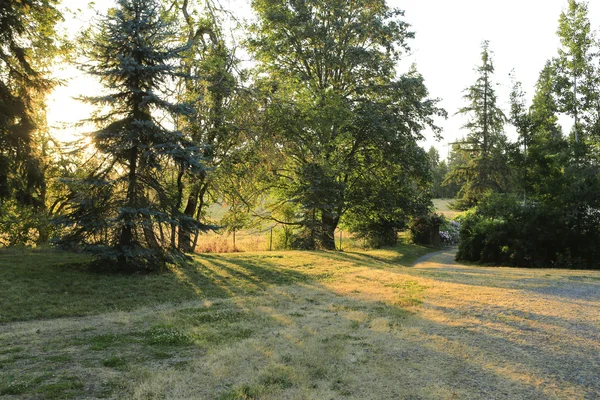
[456, 194, 600, 269]
[439, 219, 461, 246]
[409, 214, 444, 246]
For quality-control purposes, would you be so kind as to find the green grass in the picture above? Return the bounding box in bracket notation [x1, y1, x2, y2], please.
[0, 243, 432, 324]
[0, 243, 434, 399]
[433, 198, 463, 219]
[2, 245, 600, 399]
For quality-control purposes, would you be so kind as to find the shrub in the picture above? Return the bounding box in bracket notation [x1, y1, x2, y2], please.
[409, 214, 444, 246]
[456, 194, 600, 269]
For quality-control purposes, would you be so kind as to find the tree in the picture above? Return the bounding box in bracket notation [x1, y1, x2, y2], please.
[57, 0, 204, 271]
[249, 0, 444, 249]
[0, 0, 62, 245]
[447, 41, 509, 208]
[554, 0, 597, 144]
[173, 0, 256, 252]
[427, 146, 454, 198]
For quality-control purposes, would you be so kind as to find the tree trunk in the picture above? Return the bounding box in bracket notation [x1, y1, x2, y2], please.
[119, 146, 138, 252]
[320, 213, 338, 250]
[178, 178, 208, 252]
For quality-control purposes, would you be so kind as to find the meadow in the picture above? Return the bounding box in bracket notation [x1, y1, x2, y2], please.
[1, 245, 599, 399]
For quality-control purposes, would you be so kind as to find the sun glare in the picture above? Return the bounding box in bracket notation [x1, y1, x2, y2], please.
[47, 65, 100, 144]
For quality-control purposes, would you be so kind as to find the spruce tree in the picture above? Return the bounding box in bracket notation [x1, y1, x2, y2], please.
[57, 0, 204, 271]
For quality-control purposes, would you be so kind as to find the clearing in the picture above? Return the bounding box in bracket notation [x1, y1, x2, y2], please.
[0, 247, 599, 399]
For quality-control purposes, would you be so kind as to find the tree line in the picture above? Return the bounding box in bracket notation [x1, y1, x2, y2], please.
[1, 0, 443, 271]
[445, 1, 600, 269]
[1, 0, 599, 271]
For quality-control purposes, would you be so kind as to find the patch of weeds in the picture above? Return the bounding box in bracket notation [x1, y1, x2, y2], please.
[396, 297, 423, 307]
[384, 280, 428, 291]
[331, 376, 354, 397]
[384, 280, 427, 308]
[202, 325, 254, 344]
[308, 363, 329, 380]
[173, 360, 189, 371]
[372, 303, 414, 320]
[259, 364, 295, 389]
[0, 346, 24, 355]
[145, 326, 193, 346]
[350, 320, 361, 329]
[0, 378, 30, 396]
[178, 307, 248, 324]
[98, 380, 125, 399]
[218, 384, 264, 400]
[89, 333, 125, 351]
[315, 272, 336, 282]
[321, 333, 359, 343]
[101, 356, 127, 369]
[289, 312, 304, 317]
[36, 376, 84, 399]
[152, 350, 172, 359]
[47, 354, 73, 363]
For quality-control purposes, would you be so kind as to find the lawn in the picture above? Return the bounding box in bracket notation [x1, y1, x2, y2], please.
[1, 246, 599, 399]
[433, 198, 463, 219]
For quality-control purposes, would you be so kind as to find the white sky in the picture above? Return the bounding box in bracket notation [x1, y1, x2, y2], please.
[48, 0, 600, 158]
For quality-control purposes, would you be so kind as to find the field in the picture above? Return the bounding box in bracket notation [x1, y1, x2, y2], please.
[433, 198, 463, 219]
[1, 247, 599, 399]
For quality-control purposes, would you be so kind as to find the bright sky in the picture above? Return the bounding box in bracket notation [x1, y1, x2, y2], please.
[48, 0, 600, 158]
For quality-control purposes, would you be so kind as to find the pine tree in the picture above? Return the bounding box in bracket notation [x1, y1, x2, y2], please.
[554, 0, 597, 144]
[447, 41, 510, 207]
[57, 0, 204, 271]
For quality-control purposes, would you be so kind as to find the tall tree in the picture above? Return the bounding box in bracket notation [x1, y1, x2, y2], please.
[447, 41, 509, 207]
[0, 0, 62, 244]
[554, 0, 597, 144]
[173, 0, 256, 252]
[57, 0, 204, 271]
[249, 0, 444, 249]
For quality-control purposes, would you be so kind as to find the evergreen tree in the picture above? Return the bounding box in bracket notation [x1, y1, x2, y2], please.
[0, 0, 62, 244]
[447, 41, 509, 207]
[554, 0, 597, 144]
[57, 0, 204, 271]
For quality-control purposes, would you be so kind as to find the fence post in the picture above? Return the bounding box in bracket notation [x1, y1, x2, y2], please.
[339, 229, 342, 251]
[269, 228, 273, 251]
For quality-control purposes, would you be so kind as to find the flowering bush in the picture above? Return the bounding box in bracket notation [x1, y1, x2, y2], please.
[439, 219, 460, 246]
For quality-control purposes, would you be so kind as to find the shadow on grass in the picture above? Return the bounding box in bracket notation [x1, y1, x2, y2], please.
[2, 247, 599, 399]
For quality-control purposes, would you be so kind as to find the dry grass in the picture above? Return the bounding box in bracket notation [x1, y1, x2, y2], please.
[1, 247, 599, 399]
[434, 198, 464, 219]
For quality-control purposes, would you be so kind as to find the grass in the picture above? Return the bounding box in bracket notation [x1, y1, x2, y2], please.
[433, 198, 463, 219]
[0, 243, 429, 323]
[1, 245, 599, 399]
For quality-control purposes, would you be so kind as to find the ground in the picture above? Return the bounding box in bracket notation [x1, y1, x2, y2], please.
[0, 247, 599, 399]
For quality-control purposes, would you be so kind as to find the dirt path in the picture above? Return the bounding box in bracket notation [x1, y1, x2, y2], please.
[406, 249, 600, 399]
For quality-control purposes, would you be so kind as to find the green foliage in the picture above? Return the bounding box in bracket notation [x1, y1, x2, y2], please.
[553, 0, 598, 143]
[447, 42, 510, 207]
[250, 0, 444, 250]
[56, 0, 205, 271]
[456, 189, 600, 269]
[0, 0, 63, 245]
[409, 213, 444, 246]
